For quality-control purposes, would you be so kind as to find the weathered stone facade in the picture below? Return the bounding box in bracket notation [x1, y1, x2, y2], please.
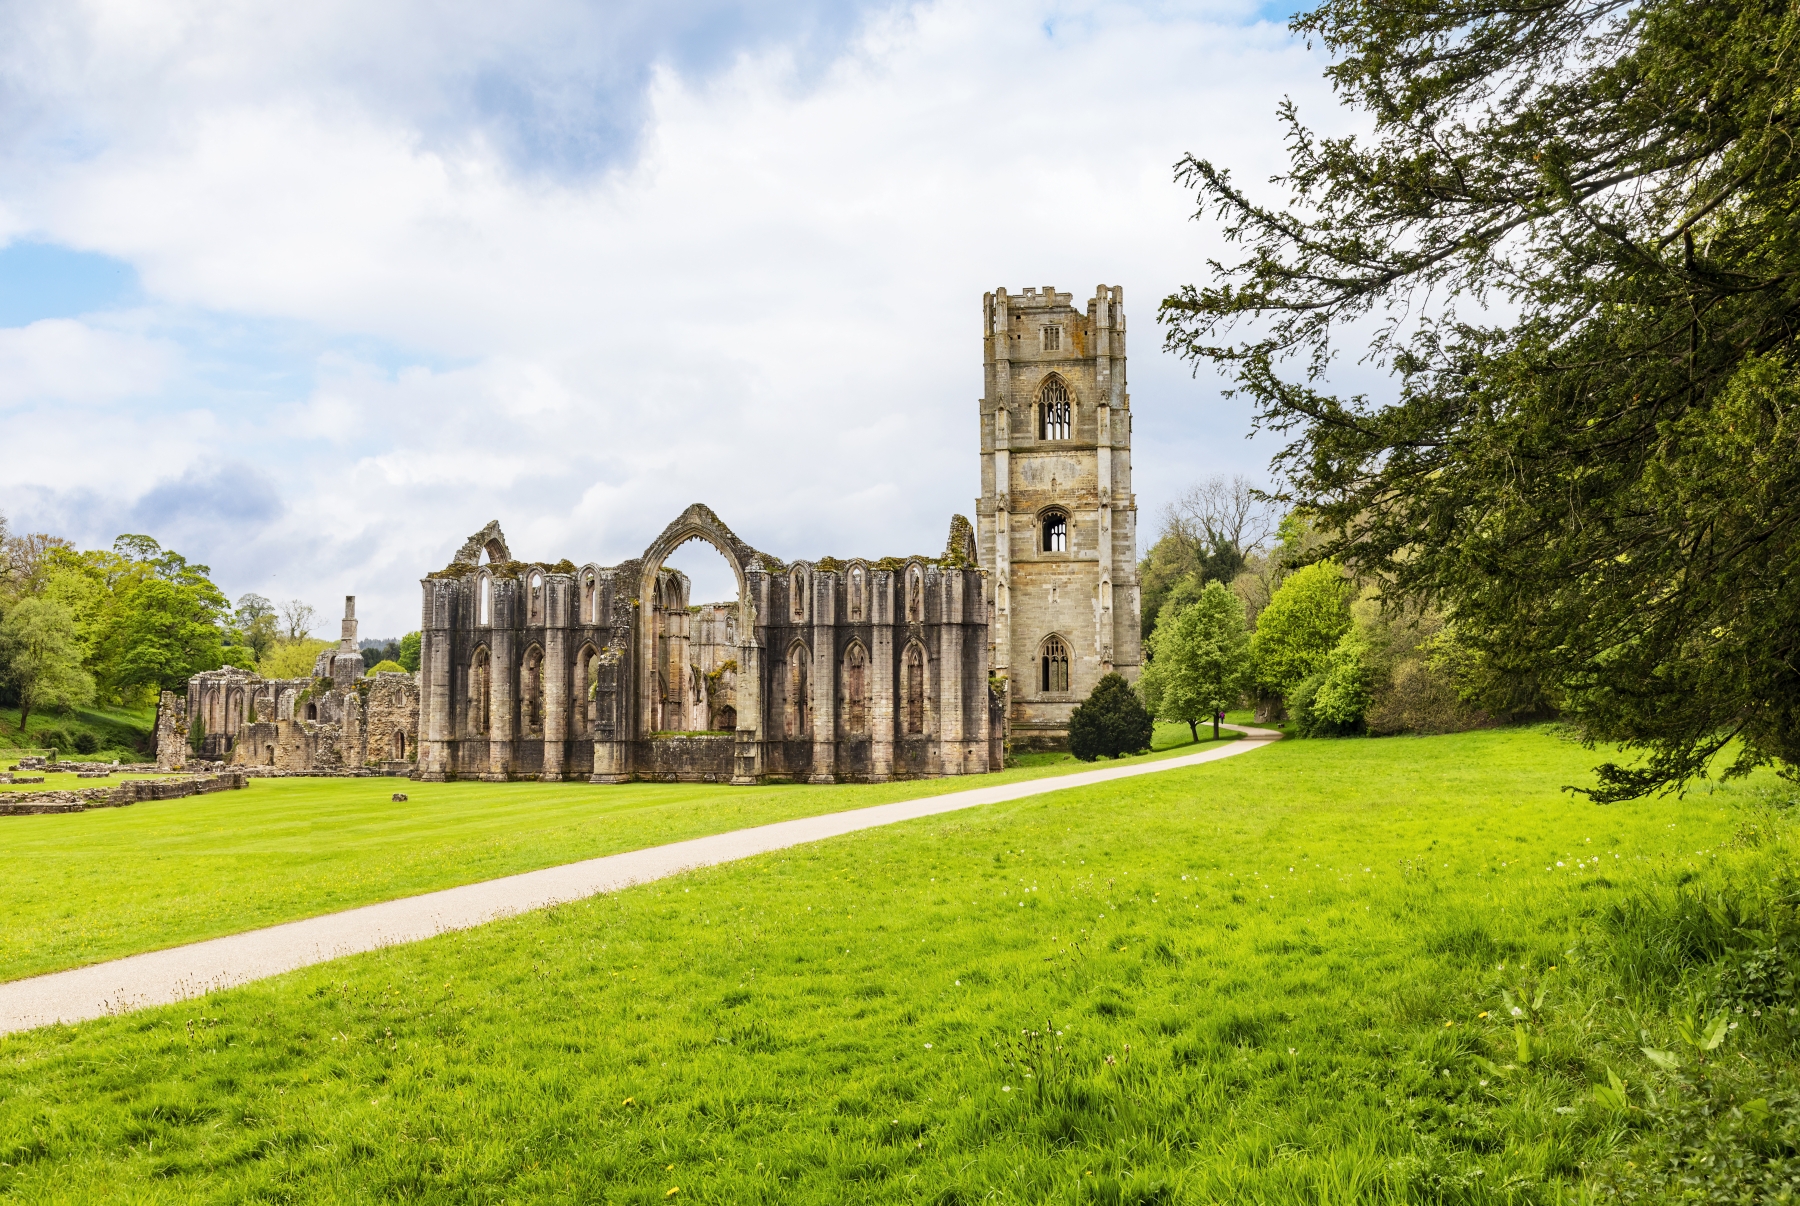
[977, 284, 1143, 749]
[156, 596, 422, 773]
[418, 505, 1001, 783]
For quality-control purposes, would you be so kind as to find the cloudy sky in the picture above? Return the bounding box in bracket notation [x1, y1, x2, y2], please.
[0, 0, 1344, 637]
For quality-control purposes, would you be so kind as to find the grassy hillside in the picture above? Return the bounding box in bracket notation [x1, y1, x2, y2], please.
[0, 704, 154, 760]
[0, 722, 1228, 982]
[5, 727, 1790, 1201]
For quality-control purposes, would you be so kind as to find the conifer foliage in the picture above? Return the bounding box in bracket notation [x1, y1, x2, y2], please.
[1164, 0, 1800, 798]
[1068, 672, 1156, 761]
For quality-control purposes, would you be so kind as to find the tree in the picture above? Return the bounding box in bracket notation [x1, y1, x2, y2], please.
[1143, 581, 1252, 740]
[1068, 672, 1156, 761]
[1140, 474, 1279, 637]
[1249, 561, 1352, 698]
[233, 594, 280, 663]
[0, 596, 95, 734]
[1162, 0, 1800, 798]
[280, 599, 318, 641]
[398, 631, 422, 673]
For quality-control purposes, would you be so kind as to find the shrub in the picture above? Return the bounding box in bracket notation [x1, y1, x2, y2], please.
[365, 660, 405, 675]
[35, 725, 73, 752]
[73, 731, 101, 755]
[1069, 673, 1155, 761]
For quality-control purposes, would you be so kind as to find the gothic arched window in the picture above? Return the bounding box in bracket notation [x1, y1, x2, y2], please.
[1042, 510, 1068, 553]
[903, 644, 926, 734]
[849, 566, 866, 621]
[470, 646, 492, 733]
[477, 574, 492, 626]
[906, 566, 924, 622]
[792, 569, 807, 621]
[1040, 635, 1070, 694]
[528, 572, 544, 624]
[583, 572, 597, 623]
[1038, 377, 1071, 440]
[786, 643, 811, 737]
[842, 642, 869, 734]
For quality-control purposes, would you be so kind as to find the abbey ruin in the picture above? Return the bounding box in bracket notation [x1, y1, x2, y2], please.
[156, 284, 1141, 779]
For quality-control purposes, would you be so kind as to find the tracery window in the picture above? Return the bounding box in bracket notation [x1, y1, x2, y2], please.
[1042, 510, 1068, 553]
[1040, 635, 1070, 694]
[1041, 325, 1061, 352]
[1038, 377, 1071, 440]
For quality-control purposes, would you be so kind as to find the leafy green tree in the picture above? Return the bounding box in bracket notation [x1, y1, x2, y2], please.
[0, 596, 95, 735]
[1163, 0, 1800, 798]
[1068, 672, 1156, 761]
[1249, 561, 1352, 698]
[232, 594, 280, 663]
[398, 631, 422, 673]
[1143, 581, 1252, 741]
[1290, 630, 1373, 738]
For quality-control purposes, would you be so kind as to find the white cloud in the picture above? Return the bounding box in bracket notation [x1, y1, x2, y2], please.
[0, 0, 1339, 635]
[0, 317, 178, 406]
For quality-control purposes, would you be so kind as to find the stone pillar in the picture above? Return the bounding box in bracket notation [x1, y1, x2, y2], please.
[809, 570, 837, 783]
[485, 589, 515, 781]
[1094, 285, 1118, 672]
[591, 647, 629, 784]
[991, 289, 1013, 683]
[419, 580, 453, 781]
[731, 572, 766, 784]
[941, 570, 966, 760]
[542, 577, 569, 781]
[968, 572, 993, 772]
[869, 571, 895, 780]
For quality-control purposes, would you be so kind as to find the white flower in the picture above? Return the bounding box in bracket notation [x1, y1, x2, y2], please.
[1002, 1086, 1012, 1092]
[1510, 1007, 1523, 1018]
[924, 1043, 933, 1049]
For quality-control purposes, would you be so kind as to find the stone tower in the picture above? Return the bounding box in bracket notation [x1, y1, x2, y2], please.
[977, 284, 1141, 748]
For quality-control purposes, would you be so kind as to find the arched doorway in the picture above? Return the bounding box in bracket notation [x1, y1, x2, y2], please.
[637, 506, 754, 740]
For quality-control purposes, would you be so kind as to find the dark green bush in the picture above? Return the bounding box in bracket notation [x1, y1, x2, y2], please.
[73, 731, 101, 755]
[1068, 673, 1154, 761]
[34, 726, 73, 753]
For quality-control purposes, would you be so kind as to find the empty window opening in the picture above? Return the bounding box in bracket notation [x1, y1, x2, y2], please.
[478, 575, 492, 626]
[522, 646, 544, 734]
[574, 645, 599, 735]
[583, 574, 597, 623]
[786, 644, 810, 738]
[849, 567, 865, 620]
[792, 570, 807, 620]
[906, 567, 924, 622]
[1041, 636, 1070, 694]
[1039, 378, 1071, 440]
[842, 643, 869, 735]
[391, 730, 406, 760]
[304, 702, 318, 721]
[529, 572, 544, 624]
[1042, 511, 1068, 553]
[904, 645, 926, 734]
[470, 647, 491, 734]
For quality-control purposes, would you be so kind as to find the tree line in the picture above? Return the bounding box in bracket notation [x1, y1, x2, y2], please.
[0, 513, 419, 739]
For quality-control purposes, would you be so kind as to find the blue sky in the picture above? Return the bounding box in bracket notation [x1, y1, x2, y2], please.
[0, 0, 1345, 635]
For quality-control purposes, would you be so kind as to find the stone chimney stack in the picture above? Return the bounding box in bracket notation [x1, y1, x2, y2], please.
[332, 595, 365, 689]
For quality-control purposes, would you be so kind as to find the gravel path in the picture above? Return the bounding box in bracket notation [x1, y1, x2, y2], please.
[0, 727, 1280, 1035]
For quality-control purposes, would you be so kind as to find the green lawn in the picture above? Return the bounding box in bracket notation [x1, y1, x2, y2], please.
[0, 722, 1228, 982]
[4, 726, 1792, 1202]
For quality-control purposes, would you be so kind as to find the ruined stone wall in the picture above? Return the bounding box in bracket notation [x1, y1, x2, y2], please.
[419, 506, 994, 784]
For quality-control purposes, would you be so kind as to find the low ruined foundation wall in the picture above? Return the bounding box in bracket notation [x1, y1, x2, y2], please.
[0, 771, 250, 816]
